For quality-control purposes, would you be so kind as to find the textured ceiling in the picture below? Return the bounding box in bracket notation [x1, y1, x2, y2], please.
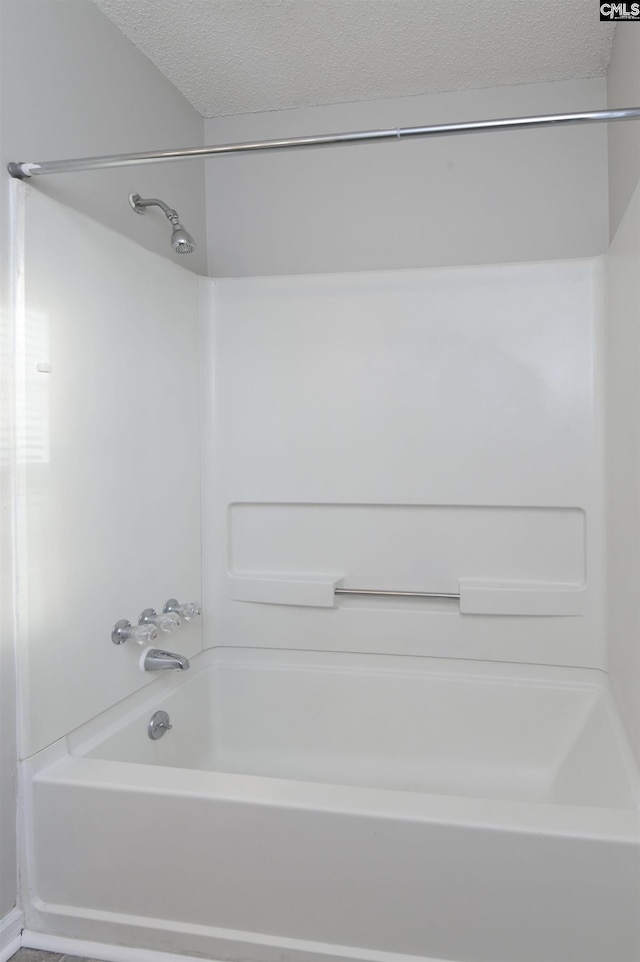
[93, 0, 615, 118]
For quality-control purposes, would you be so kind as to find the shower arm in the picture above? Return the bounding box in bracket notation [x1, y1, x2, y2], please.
[7, 106, 640, 179]
[129, 194, 180, 224]
[128, 193, 196, 253]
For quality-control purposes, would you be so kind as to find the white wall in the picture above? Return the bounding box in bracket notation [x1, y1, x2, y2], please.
[15, 187, 203, 759]
[0, 0, 207, 274]
[606, 181, 640, 765]
[204, 78, 608, 277]
[606, 26, 640, 764]
[201, 258, 606, 670]
[0, 0, 207, 921]
[607, 26, 640, 240]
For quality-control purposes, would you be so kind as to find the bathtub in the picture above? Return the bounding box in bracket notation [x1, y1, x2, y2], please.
[23, 648, 640, 962]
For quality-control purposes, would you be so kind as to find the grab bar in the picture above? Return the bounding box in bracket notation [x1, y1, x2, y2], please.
[229, 576, 584, 614]
[334, 588, 460, 600]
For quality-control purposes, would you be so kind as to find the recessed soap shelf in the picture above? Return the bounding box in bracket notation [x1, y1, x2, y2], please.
[228, 575, 585, 616]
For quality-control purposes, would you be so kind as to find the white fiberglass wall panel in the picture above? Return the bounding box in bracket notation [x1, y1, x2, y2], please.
[201, 258, 605, 668]
[16, 187, 202, 758]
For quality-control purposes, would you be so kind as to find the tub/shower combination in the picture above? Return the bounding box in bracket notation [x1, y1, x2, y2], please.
[23, 647, 639, 962]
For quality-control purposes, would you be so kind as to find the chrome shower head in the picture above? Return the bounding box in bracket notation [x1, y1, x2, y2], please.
[129, 193, 196, 255]
[171, 225, 196, 254]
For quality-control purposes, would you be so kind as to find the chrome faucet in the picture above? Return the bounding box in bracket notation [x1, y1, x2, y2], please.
[141, 648, 190, 671]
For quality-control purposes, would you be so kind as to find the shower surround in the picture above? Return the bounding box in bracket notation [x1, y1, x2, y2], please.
[14, 187, 639, 962]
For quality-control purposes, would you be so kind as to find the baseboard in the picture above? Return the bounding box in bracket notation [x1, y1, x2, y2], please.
[0, 909, 23, 962]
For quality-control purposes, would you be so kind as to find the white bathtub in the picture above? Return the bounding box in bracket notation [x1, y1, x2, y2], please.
[23, 649, 640, 962]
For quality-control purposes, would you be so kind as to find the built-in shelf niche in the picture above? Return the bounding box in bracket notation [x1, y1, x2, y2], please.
[227, 503, 586, 616]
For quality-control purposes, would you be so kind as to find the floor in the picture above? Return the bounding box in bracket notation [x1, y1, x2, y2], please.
[11, 950, 103, 962]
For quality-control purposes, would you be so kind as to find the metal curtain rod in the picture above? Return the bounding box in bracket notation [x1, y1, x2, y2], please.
[7, 106, 640, 179]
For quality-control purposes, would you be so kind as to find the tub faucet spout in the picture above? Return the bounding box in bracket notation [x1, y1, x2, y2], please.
[140, 648, 190, 671]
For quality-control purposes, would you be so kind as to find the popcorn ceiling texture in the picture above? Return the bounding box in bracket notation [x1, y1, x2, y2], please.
[93, 0, 615, 118]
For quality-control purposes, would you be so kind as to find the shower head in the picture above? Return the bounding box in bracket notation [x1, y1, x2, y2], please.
[171, 224, 196, 255]
[129, 193, 196, 255]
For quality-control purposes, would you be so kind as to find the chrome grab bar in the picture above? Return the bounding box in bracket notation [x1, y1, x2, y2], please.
[334, 588, 459, 599]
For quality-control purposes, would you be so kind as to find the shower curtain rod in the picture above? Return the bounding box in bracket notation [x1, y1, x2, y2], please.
[7, 106, 640, 179]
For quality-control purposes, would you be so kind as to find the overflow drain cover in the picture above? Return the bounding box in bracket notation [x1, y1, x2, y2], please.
[148, 710, 172, 740]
